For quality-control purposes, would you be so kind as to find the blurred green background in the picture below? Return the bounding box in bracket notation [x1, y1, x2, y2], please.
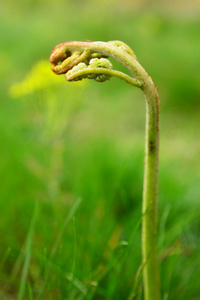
[0, 0, 200, 299]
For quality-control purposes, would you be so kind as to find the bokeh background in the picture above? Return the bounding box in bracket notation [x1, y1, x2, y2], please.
[1, 0, 200, 299]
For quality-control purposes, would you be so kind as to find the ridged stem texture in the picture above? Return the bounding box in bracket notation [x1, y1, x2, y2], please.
[49, 40, 161, 300]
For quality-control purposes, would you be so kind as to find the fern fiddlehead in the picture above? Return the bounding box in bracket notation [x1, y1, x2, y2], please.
[50, 41, 142, 87]
[50, 40, 161, 300]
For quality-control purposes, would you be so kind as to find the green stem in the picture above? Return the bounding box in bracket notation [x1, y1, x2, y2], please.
[50, 40, 161, 300]
[141, 78, 160, 300]
[66, 67, 143, 88]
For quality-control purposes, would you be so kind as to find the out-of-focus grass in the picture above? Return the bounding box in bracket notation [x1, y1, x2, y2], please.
[0, 0, 200, 299]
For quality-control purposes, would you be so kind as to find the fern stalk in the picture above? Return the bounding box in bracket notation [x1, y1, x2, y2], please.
[50, 40, 161, 300]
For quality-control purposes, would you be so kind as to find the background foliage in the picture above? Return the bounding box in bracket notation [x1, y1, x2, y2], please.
[0, 0, 200, 299]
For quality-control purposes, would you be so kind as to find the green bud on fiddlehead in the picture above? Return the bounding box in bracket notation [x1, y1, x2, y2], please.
[89, 58, 113, 69]
[67, 62, 88, 81]
[88, 58, 113, 82]
[65, 58, 114, 83]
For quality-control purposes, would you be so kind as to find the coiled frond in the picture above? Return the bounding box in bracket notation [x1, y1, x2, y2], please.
[49, 40, 142, 87]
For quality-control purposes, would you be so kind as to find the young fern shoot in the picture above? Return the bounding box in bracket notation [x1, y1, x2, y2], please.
[50, 40, 161, 300]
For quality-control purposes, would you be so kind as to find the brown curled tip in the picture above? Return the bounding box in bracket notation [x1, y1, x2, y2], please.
[49, 43, 68, 64]
[49, 42, 75, 64]
[50, 48, 92, 75]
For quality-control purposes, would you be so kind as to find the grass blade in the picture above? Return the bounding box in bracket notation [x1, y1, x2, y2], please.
[17, 200, 39, 300]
